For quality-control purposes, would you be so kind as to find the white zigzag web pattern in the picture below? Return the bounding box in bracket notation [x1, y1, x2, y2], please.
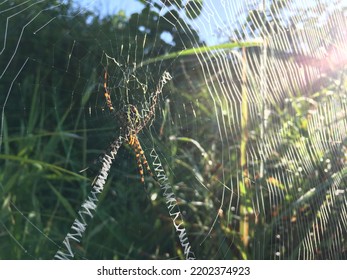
[136, 71, 172, 133]
[54, 134, 128, 260]
[54, 70, 195, 260]
[150, 148, 196, 260]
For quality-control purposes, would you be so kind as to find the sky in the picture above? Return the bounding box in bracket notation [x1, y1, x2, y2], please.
[73, 0, 234, 45]
[72, 0, 243, 46]
[74, 0, 144, 17]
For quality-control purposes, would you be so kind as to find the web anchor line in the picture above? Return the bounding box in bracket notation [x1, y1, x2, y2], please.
[150, 148, 196, 260]
[54, 133, 128, 260]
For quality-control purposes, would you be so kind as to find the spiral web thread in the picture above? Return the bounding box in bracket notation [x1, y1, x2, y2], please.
[1, 0, 346, 261]
[153, 0, 347, 259]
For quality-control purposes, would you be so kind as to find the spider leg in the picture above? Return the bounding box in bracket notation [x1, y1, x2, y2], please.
[103, 67, 114, 112]
[130, 135, 154, 183]
[128, 134, 145, 183]
[135, 150, 145, 184]
[139, 149, 154, 178]
[128, 133, 136, 146]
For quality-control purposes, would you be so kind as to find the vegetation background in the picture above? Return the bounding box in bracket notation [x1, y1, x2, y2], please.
[0, 0, 346, 259]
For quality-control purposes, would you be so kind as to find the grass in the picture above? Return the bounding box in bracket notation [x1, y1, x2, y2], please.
[1, 1, 346, 260]
[1, 52, 346, 259]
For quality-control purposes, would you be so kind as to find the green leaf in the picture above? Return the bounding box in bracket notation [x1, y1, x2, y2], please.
[139, 39, 263, 68]
[0, 154, 87, 181]
[49, 184, 76, 218]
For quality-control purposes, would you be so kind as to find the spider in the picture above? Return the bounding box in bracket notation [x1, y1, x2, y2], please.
[55, 65, 172, 260]
[103, 67, 154, 184]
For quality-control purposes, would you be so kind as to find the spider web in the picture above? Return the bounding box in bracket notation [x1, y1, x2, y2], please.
[0, 0, 346, 260]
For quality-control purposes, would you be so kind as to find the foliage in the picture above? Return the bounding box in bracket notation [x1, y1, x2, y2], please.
[0, 0, 346, 260]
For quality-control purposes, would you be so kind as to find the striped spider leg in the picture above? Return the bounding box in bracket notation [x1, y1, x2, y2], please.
[128, 133, 154, 183]
[119, 104, 154, 184]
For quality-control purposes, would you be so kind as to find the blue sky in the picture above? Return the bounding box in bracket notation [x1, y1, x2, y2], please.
[72, 0, 240, 45]
[74, 0, 144, 17]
